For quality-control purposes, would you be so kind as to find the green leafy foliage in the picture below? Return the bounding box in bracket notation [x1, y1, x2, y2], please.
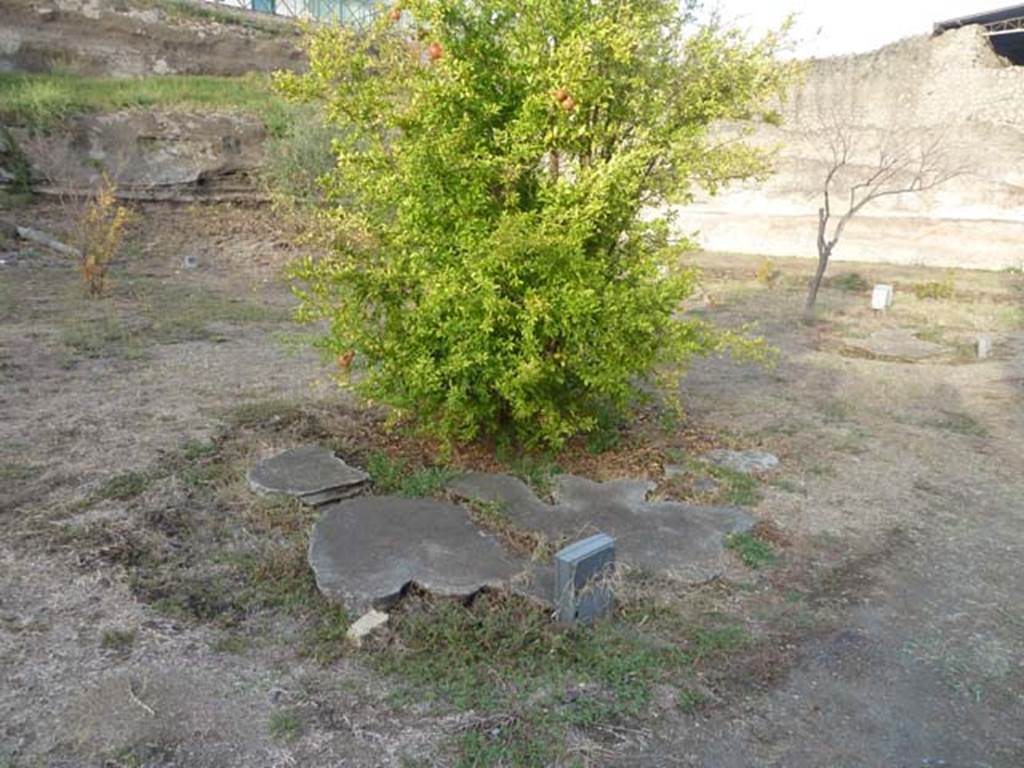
[278, 0, 790, 448]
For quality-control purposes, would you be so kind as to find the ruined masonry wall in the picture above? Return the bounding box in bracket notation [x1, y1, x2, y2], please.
[670, 26, 1024, 271]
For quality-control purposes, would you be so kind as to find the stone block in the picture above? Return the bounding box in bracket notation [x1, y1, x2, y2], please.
[248, 445, 369, 506]
[346, 609, 389, 648]
[554, 533, 615, 625]
[976, 335, 993, 359]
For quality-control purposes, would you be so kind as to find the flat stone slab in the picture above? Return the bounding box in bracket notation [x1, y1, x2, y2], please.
[309, 496, 539, 615]
[449, 473, 754, 584]
[845, 328, 944, 361]
[248, 446, 368, 506]
[702, 449, 779, 475]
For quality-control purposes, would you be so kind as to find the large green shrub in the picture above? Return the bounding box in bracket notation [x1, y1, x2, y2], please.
[277, 0, 789, 448]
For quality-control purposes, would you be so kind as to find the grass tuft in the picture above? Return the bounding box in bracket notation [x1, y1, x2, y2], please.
[995, 305, 1024, 330]
[832, 272, 870, 293]
[725, 531, 779, 569]
[708, 465, 762, 507]
[373, 587, 752, 765]
[268, 709, 304, 744]
[0, 72, 292, 133]
[302, 604, 351, 665]
[58, 432, 357, 666]
[99, 627, 137, 653]
[660, 458, 764, 507]
[366, 452, 455, 497]
[676, 687, 708, 713]
[375, 592, 686, 714]
[912, 273, 956, 301]
[94, 470, 153, 502]
[0, 462, 45, 483]
[0, 126, 31, 194]
[925, 410, 988, 437]
[226, 399, 312, 432]
[458, 714, 559, 768]
[501, 453, 562, 498]
[462, 498, 557, 560]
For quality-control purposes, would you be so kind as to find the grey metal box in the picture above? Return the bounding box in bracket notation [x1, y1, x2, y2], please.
[554, 533, 615, 624]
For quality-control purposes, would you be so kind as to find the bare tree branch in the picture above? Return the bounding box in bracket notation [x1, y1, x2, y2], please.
[802, 100, 964, 318]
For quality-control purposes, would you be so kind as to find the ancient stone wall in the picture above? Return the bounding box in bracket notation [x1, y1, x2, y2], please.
[12, 110, 268, 199]
[0, 0, 311, 198]
[670, 26, 1024, 271]
[0, 0, 305, 77]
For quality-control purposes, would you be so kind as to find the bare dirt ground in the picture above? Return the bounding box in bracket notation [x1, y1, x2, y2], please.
[649, 256, 1024, 767]
[1, 201, 1022, 767]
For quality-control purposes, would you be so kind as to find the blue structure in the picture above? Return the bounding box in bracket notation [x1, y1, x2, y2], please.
[300, 0, 375, 23]
[213, 0, 376, 24]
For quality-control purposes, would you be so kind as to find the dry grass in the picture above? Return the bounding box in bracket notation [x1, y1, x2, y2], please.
[2, 205, 1022, 766]
[460, 497, 563, 561]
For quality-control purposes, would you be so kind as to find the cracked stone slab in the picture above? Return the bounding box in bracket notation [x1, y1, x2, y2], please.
[309, 496, 541, 615]
[449, 473, 754, 584]
[844, 328, 944, 361]
[248, 446, 369, 506]
[702, 449, 779, 475]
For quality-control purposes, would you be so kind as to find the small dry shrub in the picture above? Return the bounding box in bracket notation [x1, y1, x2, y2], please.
[831, 272, 870, 293]
[755, 257, 780, 287]
[75, 175, 132, 296]
[912, 271, 955, 301]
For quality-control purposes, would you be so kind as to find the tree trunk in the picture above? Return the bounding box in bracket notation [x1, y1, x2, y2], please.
[805, 207, 831, 320]
[804, 249, 830, 320]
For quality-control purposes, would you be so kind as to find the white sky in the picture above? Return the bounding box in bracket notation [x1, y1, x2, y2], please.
[710, 1, 1008, 57]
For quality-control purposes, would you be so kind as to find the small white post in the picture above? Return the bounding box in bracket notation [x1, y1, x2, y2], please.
[871, 284, 894, 311]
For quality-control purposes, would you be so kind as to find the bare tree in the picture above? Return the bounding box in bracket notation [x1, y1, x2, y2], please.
[803, 113, 961, 318]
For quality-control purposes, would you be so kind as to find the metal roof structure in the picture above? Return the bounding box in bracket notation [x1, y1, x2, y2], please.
[934, 4, 1024, 63]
